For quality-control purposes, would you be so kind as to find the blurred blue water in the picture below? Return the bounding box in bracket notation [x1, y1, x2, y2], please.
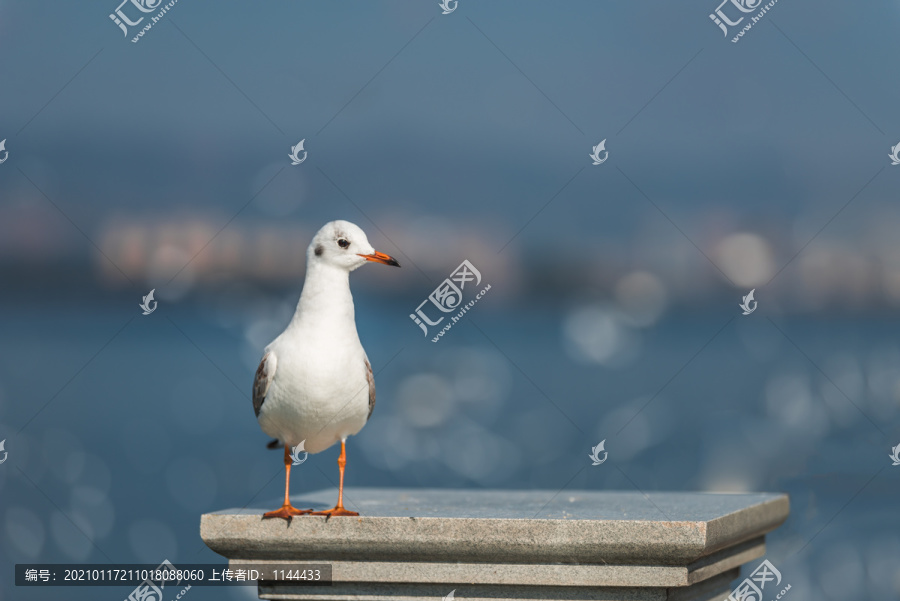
[1, 296, 898, 600]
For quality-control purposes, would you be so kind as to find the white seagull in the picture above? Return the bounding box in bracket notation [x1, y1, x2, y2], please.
[253, 220, 400, 519]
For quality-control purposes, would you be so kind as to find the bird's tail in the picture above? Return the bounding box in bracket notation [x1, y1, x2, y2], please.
[266, 438, 283, 449]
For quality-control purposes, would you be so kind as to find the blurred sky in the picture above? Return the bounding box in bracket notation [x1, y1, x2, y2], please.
[1, 0, 900, 309]
[1, 1, 900, 601]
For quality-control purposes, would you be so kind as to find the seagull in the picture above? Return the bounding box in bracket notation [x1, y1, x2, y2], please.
[253, 220, 400, 519]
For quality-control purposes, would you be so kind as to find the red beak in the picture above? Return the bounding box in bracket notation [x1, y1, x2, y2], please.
[358, 251, 401, 267]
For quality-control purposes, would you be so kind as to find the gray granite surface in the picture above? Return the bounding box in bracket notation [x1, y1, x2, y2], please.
[212, 488, 785, 522]
[202, 488, 788, 565]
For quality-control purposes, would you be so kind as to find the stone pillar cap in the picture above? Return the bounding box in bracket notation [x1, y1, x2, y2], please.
[201, 488, 789, 565]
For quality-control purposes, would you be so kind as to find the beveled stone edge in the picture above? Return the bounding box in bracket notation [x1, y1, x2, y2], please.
[685, 536, 765, 585]
[669, 569, 741, 601]
[233, 559, 686, 588]
[255, 569, 741, 601]
[704, 494, 789, 555]
[226, 536, 763, 589]
[201, 514, 712, 564]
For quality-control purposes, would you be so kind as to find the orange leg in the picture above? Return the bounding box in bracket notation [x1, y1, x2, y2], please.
[312, 440, 358, 517]
[263, 446, 313, 520]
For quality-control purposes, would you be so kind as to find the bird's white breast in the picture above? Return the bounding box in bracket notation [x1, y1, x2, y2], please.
[257, 324, 371, 454]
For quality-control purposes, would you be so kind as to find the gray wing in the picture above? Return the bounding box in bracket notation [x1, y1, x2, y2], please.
[253, 351, 276, 417]
[365, 357, 376, 421]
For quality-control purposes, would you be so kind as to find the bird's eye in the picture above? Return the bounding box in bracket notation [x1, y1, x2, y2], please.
[337, 238, 350, 249]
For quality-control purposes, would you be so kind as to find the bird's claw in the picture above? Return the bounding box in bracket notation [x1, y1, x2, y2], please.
[262, 504, 314, 520]
[311, 506, 358, 517]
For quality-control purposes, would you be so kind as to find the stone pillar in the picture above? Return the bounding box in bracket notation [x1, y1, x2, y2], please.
[200, 488, 789, 601]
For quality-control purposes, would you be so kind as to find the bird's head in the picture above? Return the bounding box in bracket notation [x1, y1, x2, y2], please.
[307, 220, 400, 271]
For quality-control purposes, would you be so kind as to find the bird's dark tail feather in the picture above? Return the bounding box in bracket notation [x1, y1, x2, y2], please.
[267, 438, 283, 449]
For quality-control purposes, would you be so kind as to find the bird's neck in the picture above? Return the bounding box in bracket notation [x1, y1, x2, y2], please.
[289, 262, 355, 330]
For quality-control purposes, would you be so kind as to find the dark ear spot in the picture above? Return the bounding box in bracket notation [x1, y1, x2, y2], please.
[314, 244, 324, 257]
